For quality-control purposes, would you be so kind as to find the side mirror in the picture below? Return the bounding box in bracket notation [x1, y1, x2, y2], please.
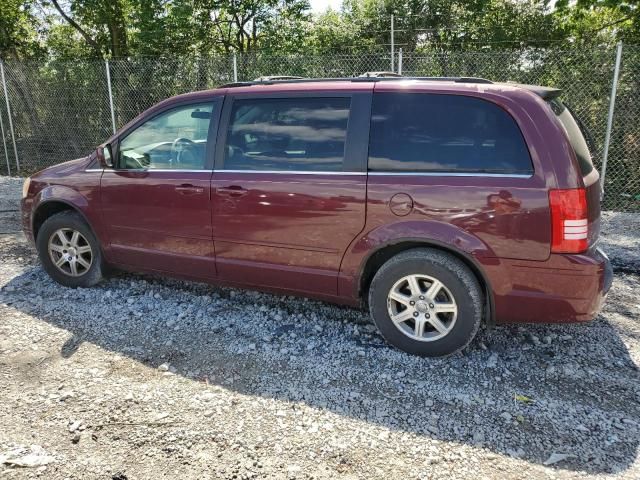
[96, 145, 114, 168]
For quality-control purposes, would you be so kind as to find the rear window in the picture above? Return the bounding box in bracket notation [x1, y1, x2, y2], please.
[549, 99, 594, 176]
[368, 93, 533, 175]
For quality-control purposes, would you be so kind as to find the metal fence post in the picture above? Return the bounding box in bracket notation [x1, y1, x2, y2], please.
[0, 62, 9, 175]
[0, 105, 9, 175]
[398, 48, 403, 75]
[0, 60, 19, 174]
[233, 52, 238, 82]
[601, 41, 623, 197]
[105, 60, 117, 135]
[0, 113, 10, 176]
[390, 14, 395, 72]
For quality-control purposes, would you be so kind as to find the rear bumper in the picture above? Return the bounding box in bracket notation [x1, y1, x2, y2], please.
[487, 247, 612, 324]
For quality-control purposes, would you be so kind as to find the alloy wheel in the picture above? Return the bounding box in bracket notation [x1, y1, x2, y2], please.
[386, 274, 458, 342]
[47, 228, 93, 277]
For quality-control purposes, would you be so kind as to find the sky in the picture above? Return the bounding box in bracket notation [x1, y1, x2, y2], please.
[310, 0, 343, 13]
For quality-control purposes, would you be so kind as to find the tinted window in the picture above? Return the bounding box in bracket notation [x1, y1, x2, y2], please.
[549, 99, 594, 176]
[223, 97, 350, 172]
[368, 93, 533, 174]
[119, 102, 214, 170]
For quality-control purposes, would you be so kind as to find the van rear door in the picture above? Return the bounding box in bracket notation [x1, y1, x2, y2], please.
[210, 88, 372, 296]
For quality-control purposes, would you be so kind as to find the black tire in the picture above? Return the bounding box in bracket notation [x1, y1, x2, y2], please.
[368, 248, 482, 357]
[36, 210, 103, 288]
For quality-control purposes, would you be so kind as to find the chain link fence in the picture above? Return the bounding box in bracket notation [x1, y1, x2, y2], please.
[0, 47, 638, 211]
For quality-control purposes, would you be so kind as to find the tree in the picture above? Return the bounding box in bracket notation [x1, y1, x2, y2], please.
[556, 0, 639, 42]
[306, 0, 567, 54]
[41, 0, 311, 57]
[191, 0, 311, 53]
[45, 0, 130, 57]
[450, 0, 566, 51]
[0, 0, 43, 59]
[306, 8, 375, 54]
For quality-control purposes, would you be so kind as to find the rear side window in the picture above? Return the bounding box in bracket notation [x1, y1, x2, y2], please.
[368, 93, 533, 175]
[549, 100, 594, 176]
[223, 97, 350, 172]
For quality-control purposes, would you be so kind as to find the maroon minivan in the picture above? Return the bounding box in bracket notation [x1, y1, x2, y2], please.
[21, 77, 612, 357]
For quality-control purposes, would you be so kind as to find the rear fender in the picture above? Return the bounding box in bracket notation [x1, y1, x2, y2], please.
[339, 220, 506, 315]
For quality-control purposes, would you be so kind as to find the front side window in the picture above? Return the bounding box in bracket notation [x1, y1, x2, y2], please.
[119, 102, 214, 170]
[223, 97, 351, 172]
[369, 93, 533, 175]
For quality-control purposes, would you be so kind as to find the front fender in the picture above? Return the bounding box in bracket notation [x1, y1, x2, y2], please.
[36, 185, 90, 211]
[30, 184, 106, 246]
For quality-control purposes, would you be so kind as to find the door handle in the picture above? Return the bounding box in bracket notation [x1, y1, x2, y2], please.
[217, 185, 248, 197]
[175, 184, 204, 195]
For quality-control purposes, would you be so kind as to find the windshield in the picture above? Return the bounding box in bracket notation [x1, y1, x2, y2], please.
[549, 99, 595, 176]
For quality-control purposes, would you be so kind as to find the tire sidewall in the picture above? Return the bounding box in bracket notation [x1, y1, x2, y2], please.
[369, 252, 481, 357]
[36, 211, 103, 288]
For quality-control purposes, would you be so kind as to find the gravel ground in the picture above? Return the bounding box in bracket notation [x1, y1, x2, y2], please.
[0, 175, 639, 479]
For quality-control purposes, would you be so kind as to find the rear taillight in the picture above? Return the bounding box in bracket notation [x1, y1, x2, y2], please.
[549, 188, 588, 253]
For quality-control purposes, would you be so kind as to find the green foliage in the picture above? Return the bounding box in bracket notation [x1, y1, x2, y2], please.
[1, 0, 637, 59]
[19, 0, 310, 59]
[305, 0, 569, 54]
[556, 0, 640, 43]
[0, 0, 43, 59]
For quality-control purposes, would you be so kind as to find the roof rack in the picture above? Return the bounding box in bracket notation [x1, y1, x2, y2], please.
[218, 76, 494, 88]
[358, 71, 404, 78]
[253, 75, 306, 81]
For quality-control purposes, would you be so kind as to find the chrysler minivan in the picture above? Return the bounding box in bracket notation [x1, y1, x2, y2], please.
[21, 76, 612, 356]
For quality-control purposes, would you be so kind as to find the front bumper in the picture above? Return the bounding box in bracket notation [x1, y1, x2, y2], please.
[21, 197, 35, 246]
[602, 248, 613, 294]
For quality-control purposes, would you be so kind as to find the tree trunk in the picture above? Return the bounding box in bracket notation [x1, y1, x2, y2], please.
[108, 1, 129, 58]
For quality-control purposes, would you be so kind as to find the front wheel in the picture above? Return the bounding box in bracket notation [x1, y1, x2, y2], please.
[368, 248, 483, 357]
[36, 210, 103, 288]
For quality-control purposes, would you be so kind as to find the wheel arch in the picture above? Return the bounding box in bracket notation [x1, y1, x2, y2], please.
[32, 200, 93, 242]
[358, 238, 496, 326]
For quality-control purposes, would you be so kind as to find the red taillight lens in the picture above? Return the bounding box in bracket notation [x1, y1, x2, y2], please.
[549, 188, 588, 253]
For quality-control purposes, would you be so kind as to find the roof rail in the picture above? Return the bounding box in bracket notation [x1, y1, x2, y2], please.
[218, 76, 494, 88]
[407, 76, 493, 84]
[358, 71, 404, 78]
[253, 75, 306, 81]
[218, 81, 256, 88]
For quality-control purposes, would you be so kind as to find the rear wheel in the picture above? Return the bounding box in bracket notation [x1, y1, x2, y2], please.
[36, 211, 103, 288]
[368, 248, 482, 357]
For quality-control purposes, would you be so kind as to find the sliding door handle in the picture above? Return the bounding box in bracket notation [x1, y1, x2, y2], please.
[175, 184, 204, 195]
[217, 185, 248, 197]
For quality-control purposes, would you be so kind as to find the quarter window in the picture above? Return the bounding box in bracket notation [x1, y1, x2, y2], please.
[549, 99, 594, 176]
[223, 97, 351, 172]
[368, 93, 533, 174]
[119, 102, 215, 170]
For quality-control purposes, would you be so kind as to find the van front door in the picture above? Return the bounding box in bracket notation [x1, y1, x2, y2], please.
[101, 99, 222, 279]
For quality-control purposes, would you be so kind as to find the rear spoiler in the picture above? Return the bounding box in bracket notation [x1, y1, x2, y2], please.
[502, 82, 562, 101]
